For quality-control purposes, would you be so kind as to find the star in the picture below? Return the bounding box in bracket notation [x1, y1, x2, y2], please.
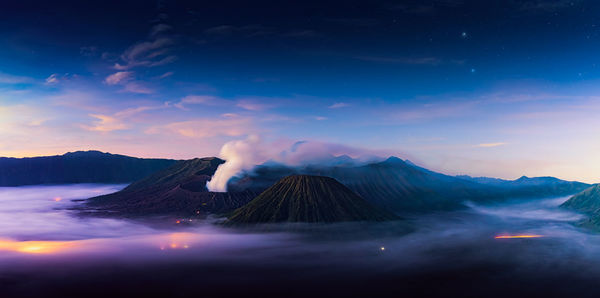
[470, 68, 476, 73]
[461, 32, 467, 38]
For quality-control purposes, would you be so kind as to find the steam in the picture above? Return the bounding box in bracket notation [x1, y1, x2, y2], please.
[206, 136, 268, 192]
[206, 135, 389, 192]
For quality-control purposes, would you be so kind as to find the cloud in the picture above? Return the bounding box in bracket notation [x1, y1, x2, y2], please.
[146, 117, 255, 138]
[475, 142, 507, 148]
[0, 72, 33, 84]
[80, 105, 164, 133]
[44, 73, 75, 85]
[236, 99, 275, 111]
[104, 71, 134, 85]
[174, 95, 226, 110]
[45, 74, 60, 85]
[329, 102, 349, 109]
[121, 82, 154, 94]
[172, 95, 277, 111]
[150, 24, 172, 37]
[114, 36, 176, 70]
[104, 72, 153, 94]
[158, 71, 174, 79]
[206, 137, 389, 191]
[81, 114, 128, 132]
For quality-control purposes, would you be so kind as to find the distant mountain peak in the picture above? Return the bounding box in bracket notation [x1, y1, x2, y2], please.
[384, 156, 405, 164]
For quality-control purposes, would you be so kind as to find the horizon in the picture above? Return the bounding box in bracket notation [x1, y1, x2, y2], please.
[1, 0, 599, 183]
[1, 149, 595, 184]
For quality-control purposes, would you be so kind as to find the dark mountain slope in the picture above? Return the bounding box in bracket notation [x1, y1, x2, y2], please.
[86, 157, 258, 216]
[457, 175, 590, 197]
[228, 175, 398, 223]
[231, 157, 590, 213]
[561, 184, 600, 214]
[231, 157, 497, 212]
[0, 151, 176, 186]
[560, 184, 600, 229]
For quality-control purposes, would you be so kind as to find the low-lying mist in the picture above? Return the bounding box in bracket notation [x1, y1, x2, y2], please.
[2, 185, 600, 297]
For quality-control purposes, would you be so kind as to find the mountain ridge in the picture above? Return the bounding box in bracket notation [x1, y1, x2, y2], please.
[228, 175, 399, 223]
[0, 150, 177, 186]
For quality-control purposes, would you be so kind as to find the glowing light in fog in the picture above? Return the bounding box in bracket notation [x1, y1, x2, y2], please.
[0, 239, 76, 254]
[495, 234, 544, 239]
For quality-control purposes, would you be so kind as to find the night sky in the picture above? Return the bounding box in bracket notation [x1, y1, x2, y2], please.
[1, 0, 599, 182]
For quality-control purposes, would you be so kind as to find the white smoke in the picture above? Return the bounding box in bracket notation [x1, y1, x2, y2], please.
[206, 136, 391, 192]
[206, 136, 269, 192]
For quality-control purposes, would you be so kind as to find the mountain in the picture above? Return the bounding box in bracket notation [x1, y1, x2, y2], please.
[228, 175, 399, 223]
[456, 175, 590, 197]
[561, 184, 600, 214]
[86, 157, 258, 216]
[230, 157, 591, 213]
[85, 154, 592, 217]
[560, 185, 600, 228]
[0, 151, 177, 186]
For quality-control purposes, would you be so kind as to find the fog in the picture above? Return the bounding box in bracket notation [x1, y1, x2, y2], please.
[2, 185, 600, 297]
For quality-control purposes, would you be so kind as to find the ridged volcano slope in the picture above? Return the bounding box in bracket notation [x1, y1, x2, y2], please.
[87, 157, 257, 216]
[228, 175, 399, 223]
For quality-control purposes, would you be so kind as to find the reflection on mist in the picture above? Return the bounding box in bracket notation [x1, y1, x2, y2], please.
[2, 184, 600, 297]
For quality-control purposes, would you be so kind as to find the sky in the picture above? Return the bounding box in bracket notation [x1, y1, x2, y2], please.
[0, 0, 599, 183]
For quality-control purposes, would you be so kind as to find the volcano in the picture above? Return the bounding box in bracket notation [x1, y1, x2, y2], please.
[561, 184, 600, 228]
[227, 175, 399, 223]
[86, 157, 258, 216]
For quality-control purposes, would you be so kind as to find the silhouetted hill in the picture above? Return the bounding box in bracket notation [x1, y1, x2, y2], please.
[456, 175, 590, 197]
[559, 184, 600, 229]
[86, 157, 258, 216]
[228, 175, 399, 223]
[230, 157, 591, 213]
[84, 155, 592, 217]
[561, 184, 600, 213]
[0, 151, 176, 186]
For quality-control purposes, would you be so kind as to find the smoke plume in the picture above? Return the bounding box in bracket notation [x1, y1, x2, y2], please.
[206, 136, 389, 192]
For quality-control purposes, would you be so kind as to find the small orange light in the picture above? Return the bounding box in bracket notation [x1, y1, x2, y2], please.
[53, 197, 62, 202]
[495, 234, 543, 239]
[175, 220, 181, 224]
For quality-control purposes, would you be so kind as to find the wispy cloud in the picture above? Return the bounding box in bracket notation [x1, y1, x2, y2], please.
[81, 114, 128, 132]
[0, 72, 33, 85]
[45, 74, 60, 85]
[104, 71, 134, 85]
[80, 105, 164, 132]
[150, 24, 172, 37]
[146, 116, 256, 138]
[475, 142, 507, 148]
[329, 102, 349, 109]
[121, 82, 153, 94]
[236, 99, 275, 111]
[158, 71, 174, 79]
[104, 71, 153, 94]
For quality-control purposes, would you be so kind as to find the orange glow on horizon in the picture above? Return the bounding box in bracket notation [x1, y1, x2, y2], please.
[0, 239, 77, 254]
[494, 234, 544, 239]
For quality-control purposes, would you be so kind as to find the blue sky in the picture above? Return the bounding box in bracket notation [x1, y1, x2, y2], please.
[0, 0, 599, 182]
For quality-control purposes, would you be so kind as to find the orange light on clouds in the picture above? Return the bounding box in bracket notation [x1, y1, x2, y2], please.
[494, 234, 544, 239]
[0, 239, 77, 254]
[53, 197, 62, 202]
